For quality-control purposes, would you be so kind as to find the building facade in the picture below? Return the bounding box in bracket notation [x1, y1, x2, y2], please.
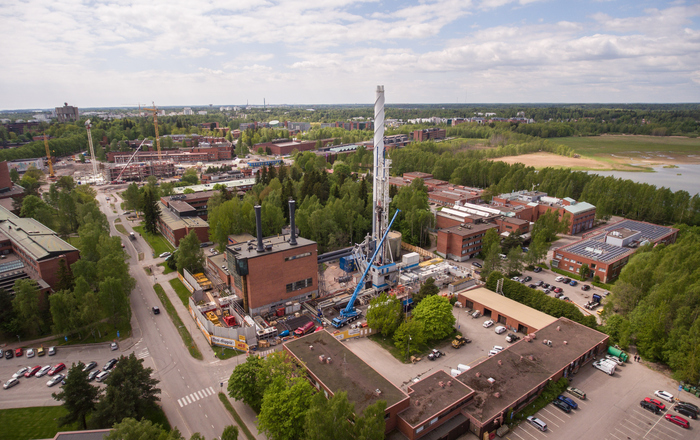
[436, 223, 498, 262]
[55, 103, 79, 122]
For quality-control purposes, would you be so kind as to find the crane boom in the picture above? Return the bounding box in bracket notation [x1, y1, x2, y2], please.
[332, 209, 400, 328]
[43, 134, 55, 179]
[114, 138, 149, 182]
[141, 102, 161, 160]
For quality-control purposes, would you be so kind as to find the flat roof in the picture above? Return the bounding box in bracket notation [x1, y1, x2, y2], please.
[459, 288, 558, 331]
[458, 317, 608, 423]
[228, 233, 316, 260]
[0, 206, 78, 261]
[563, 201, 596, 215]
[158, 202, 208, 230]
[172, 178, 255, 194]
[442, 223, 496, 236]
[400, 370, 473, 427]
[285, 331, 408, 414]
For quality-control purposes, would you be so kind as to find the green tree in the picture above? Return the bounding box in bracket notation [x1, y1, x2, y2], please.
[393, 318, 427, 359]
[52, 361, 100, 429]
[0, 288, 15, 335]
[481, 243, 501, 279]
[505, 247, 523, 275]
[531, 210, 568, 243]
[304, 391, 354, 440]
[142, 186, 162, 234]
[227, 355, 266, 412]
[12, 279, 43, 336]
[221, 425, 239, 440]
[257, 377, 314, 440]
[412, 295, 455, 340]
[176, 231, 203, 274]
[98, 277, 131, 328]
[413, 277, 439, 304]
[579, 263, 590, 280]
[181, 168, 199, 185]
[92, 353, 161, 428]
[354, 400, 387, 440]
[366, 293, 402, 337]
[55, 258, 75, 292]
[105, 418, 182, 440]
[122, 183, 142, 212]
[9, 167, 19, 183]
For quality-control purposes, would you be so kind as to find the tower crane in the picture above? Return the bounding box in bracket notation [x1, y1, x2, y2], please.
[43, 134, 56, 181]
[141, 102, 162, 161]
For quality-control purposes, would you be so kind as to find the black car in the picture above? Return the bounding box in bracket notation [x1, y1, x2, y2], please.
[5, 349, 13, 359]
[522, 276, 532, 282]
[471, 262, 482, 268]
[554, 292, 564, 298]
[675, 406, 698, 419]
[543, 283, 550, 289]
[528, 284, 537, 289]
[103, 358, 118, 371]
[533, 267, 542, 273]
[678, 401, 700, 413]
[552, 399, 571, 413]
[562, 278, 571, 284]
[82, 361, 97, 372]
[581, 284, 591, 291]
[641, 400, 661, 414]
[537, 280, 544, 287]
[152, 306, 160, 315]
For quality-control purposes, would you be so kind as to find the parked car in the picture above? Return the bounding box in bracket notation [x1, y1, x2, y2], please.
[494, 326, 507, 334]
[25, 365, 41, 378]
[543, 289, 551, 294]
[483, 319, 494, 328]
[13, 367, 29, 378]
[677, 401, 700, 413]
[488, 350, 500, 357]
[471, 262, 482, 268]
[554, 292, 564, 298]
[528, 284, 537, 289]
[159, 252, 171, 258]
[14, 347, 23, 357]
[522, 276, 532, 282]
[533, 267, 542, 273]
[83, 361, 98, 372]
[87, 370, 100, 381]
[5, 349, 13, 359]
[566, 387, 586, 400]
[511, 277, 520, 282]
[96, 371, 110, 382]
[553, 287, 563, 293]
[110, 342, 119, 351]
[664, 414, 690, 429]
[527, 416, 547, 432]
[655, 390, 674, 403]
[555, 276, 564, 282]
[3, 378, 19, 389]
[492, 345, 504, 352]
[47, 374, 64, 387]
[560, 296, 570, 302]
[605, 355, 623, 366]
[556, 394, 578, 410]
[641, 400, 661, 414]
[36, 347, 45, 357]
[675, 405, 698, 419]
[552, 399, 571, 413]
[427, 349, 443, 361]
[48, 346, 56, 356]
[152, 306, 160, 315]
[569, 280, 578, 286]
[505, 333, 520, 343]
[103, 358, 118, 370]
[48, 363, 66, 376]
[644, 397, 666, 410]
[542, 283, 550, 289]
[581, 284, 591, 291]
[36, 365, 51, 377]
[26, 348, 35, 358]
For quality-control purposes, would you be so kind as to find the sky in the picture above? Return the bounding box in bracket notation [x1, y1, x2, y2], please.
[1, 0, 699, 110]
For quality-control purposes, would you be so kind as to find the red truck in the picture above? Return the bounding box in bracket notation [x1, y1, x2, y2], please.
[294, 322, 314, 337]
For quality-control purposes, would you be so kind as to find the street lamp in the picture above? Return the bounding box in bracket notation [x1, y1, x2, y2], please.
[407, 336, 412, 362]
[17, 335, 20, 344]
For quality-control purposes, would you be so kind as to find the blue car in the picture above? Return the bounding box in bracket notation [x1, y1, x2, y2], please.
[557, 394, 578, 410]
[279, 330, 290, 337]
[569, 280, 578, 286]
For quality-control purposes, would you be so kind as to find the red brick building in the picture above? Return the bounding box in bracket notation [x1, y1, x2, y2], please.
[156, 200, 209, 247]
[552, 219, 679, 283]
[0, 205, 80, 292]
[227, 232, 318, 316]
[436, 223, 498, 262]
[413, 128, 446, 142]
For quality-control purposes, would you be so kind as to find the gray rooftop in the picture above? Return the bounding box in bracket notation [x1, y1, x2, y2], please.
[158, 202, 209, 230]
[173, 178, 255, 194]
[228, 233, 315, 260]
[0, 206, 78, 261]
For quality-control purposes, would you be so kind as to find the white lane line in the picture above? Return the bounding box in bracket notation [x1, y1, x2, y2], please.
[536, 414, 560, 428]
[608, 433, 621, 440]
[508, 429, 526, 440]
[517, 426, 541, 440]
[178, 398, 183, 407]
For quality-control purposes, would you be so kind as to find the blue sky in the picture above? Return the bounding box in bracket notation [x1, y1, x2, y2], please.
[1, 0, 699, 109]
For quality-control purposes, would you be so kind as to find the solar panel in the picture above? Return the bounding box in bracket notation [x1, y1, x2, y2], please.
[0, 259, 24, 274]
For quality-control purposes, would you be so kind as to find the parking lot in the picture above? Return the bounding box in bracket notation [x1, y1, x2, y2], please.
[0, 342, 141, 409]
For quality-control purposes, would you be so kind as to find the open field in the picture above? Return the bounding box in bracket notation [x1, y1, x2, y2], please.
[493, 153, 618, 170]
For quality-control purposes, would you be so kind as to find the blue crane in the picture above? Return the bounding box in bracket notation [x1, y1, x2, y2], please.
[331, 209, 400, 328]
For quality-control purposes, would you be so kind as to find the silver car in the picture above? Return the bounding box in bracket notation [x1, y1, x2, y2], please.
[35, 365, 52, 377]
[47, 374, 64, 387]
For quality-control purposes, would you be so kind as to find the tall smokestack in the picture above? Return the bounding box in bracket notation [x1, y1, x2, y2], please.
[255, 205, 264, 252]
[288, 199, 297, 246]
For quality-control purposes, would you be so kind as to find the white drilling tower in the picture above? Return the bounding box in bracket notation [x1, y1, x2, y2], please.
[84, 120, 103, 184]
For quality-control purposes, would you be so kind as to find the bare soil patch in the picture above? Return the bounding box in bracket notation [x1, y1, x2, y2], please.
[491, 153, 616, 170]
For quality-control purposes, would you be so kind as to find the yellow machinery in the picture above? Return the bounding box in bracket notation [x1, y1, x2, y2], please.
[141, 102, 162, 160]
[43, 134, 56, 181]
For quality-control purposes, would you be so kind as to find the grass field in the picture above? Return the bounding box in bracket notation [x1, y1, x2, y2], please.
[158, 262, 175, 275]
[556, 135, 700, 158]
[169, 278, 192, 306]
[133, 225, 175, 256]
[153, 283, 203, 360]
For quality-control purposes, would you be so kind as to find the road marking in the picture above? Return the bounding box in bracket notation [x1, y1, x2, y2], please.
[209, 386, 215, 394]
[508, 430, 525, 440]
[178, 398, 183, 407]
[185, 396, 191, 404]
[608, 433, 621, 440]
[519, 425, 544, 439]
[197, 391, 204, 399]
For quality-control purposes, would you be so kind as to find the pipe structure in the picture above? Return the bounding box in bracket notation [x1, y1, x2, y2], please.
[254, 205, 264, 252]
[372, 85, 392, 263]
[288, 199, 298, 246]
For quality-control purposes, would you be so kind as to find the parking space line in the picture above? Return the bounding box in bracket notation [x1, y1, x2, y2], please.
[534, 414, 559, 429]
[507, 429, 526, 440]
[518, 426, 545, 440]
[542, 407, 568, 422]
[608, 432, 621, 440]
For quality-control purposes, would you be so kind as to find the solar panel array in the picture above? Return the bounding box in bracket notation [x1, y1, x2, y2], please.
[0, 259, 24, 274]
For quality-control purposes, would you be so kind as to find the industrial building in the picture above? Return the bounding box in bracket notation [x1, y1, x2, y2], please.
[285, 315, 608, 440]
[436, 223, 499, 262]
[55, 103, 79, 122]
[226, 202, 318, 316]
[107, 142, 232, 163]
[106, 161, 175, 182]
[0, 205, 80, 293]
[552, 219, 679, 283]
[413, 128, 446, 142]
[156, 200, 209, 247]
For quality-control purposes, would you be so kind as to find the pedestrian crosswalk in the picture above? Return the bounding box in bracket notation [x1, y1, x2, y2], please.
[135, 348, 150, 360]
[177, 387, 216, 407]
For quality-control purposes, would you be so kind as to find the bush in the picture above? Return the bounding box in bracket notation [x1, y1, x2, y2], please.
[509, 377, 569, 424]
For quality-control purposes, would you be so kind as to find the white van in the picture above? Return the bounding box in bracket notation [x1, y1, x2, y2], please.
[96, 371, 110, 382]
[499, 254, 507, 260]
[527, 416, 547, 432]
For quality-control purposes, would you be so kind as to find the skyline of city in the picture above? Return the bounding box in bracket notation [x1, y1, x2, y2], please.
[2, 0, 699, 110]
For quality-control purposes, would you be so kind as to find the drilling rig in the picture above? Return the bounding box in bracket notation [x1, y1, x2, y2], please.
[43, 134, 56, 181]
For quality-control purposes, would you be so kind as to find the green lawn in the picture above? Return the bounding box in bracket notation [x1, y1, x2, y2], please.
[169, 278, 192, 306]
[556, 135, 700, 157]
[158, 262, 175, 275]
[64, 236, 81, 248]
[133, 225, 175, 256]
[153, 283, 203, 360]
[114, 224, 127, 235]
[0, 406, 79, 440]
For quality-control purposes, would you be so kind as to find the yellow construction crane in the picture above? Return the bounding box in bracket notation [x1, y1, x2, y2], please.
[43, 133, 56, 180]
[141, 101, 162, 160]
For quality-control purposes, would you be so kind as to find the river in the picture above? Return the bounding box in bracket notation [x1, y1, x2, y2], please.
[588, 164, 700, 196]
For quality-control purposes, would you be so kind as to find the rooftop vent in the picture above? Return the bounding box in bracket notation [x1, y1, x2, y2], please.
[529, 355, 535, 361]
[564, 341, 568, 345]
[233, 247, 241, 251]
[497, 360, 503, 366]
[318, 355, 325, 363]
[494, 392, 501, 398]
[375, 389, 382, 396]
[475, 372, 481, 378]
[557, 326, 561, 331]
[439, 381, 445, 388]
[487, 377, 495, 384]
[308, 345, 313, 350]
